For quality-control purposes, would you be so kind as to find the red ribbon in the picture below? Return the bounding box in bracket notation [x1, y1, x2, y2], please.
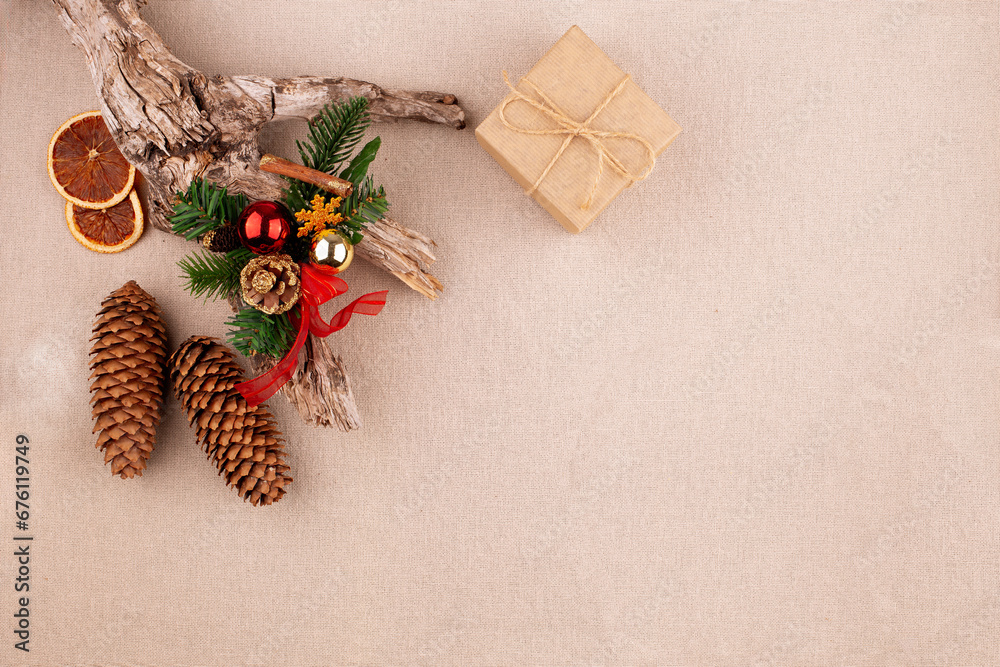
[235, 263, 387, 406]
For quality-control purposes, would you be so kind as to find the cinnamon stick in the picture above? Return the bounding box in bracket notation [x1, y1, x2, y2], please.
[259, 153, 353, 198]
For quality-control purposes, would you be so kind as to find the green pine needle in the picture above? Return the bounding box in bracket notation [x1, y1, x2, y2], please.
[171, 178, 248, 241]
[300, 96, 371, 175]
[178, 248, 254, 301]
[227, 307, 296, 358]
[286, 97, 372, 215]
[337, 176, 388, 240]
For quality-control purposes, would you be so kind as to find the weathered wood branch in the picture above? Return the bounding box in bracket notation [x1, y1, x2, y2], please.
[53, 0, 459, 427]
[248, 338, 361, 431]
[233, 75, 464, 128]
[357, 216, 443, 299]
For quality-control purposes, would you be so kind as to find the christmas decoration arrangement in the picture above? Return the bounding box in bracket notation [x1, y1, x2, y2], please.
[81, 98, 411, 504]
[89, 281, 166, 478]
[55, 0, 461, 427]
[476, 25, 681, 233]
[52, 0, 464, 505]
[48, 111, 144, 252]
[169, 337, 292, 507]
[171, 96, 389, 409]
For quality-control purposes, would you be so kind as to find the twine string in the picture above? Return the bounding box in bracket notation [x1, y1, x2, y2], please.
[497, 71, 657, 210]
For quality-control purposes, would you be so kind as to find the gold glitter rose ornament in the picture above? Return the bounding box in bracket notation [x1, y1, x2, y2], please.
[240, 254, 301, 315]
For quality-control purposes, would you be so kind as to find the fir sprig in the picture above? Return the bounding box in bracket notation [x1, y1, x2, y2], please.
[172, 178, 248, 241]
[338, 176, 389, 245]
[281, 96, 388, 252]
[178, 248, 255, 301]
[227, 307, 297, 358]
[285, 97, 372, 214]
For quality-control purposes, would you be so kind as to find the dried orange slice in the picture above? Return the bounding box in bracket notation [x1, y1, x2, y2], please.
[48, 111, 135, 209]
[65, 190, 144, 253]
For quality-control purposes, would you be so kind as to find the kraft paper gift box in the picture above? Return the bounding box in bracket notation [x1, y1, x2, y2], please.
[476, 25, 681, 233]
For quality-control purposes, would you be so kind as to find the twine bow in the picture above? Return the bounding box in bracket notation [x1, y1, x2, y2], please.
[498, 71, 657, 210]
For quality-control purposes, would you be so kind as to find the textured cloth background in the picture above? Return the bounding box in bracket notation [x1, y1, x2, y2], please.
[1, 1, 998, 665]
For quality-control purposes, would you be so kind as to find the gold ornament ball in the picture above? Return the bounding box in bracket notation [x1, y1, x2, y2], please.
[310, 229, 354, 273]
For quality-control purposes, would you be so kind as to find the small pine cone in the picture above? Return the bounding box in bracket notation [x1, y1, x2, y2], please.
[89, 281, 167, 479]
[203, 224, 241, 253]
[240, 254, 300, 315]
[168, 336, 292, 506]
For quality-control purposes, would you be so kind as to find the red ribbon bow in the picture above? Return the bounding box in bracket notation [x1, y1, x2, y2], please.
[235, 262, 387, 406]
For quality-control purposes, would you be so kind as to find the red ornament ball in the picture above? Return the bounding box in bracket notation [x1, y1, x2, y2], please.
[237, 200, 292, 254]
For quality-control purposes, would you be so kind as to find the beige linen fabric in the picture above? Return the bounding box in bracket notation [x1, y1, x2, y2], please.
[1, 1, 998, 665]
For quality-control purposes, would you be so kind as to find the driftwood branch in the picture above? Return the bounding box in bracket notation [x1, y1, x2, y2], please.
[54, 0, 459, 427]
[357, 216, 443, 299]
[248, 338, 361, 431]
[235, 75, 463, 128]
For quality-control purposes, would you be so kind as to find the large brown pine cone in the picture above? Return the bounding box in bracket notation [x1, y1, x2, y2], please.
[89, 281, 167, 479]
[168, 336, 292, 506]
